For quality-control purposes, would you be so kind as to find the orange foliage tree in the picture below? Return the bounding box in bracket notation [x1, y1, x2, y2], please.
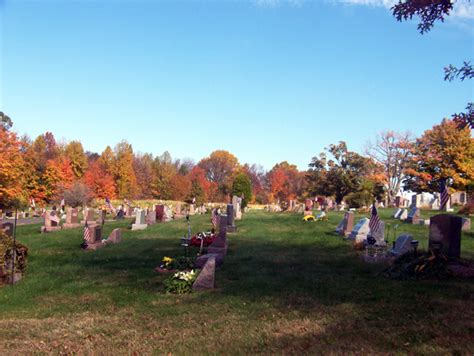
[0, 128, 25, 208]
[83, 160, 117, 199]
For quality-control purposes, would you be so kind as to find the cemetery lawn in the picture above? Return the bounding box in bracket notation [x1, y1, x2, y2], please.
[0, 210, 473, 354]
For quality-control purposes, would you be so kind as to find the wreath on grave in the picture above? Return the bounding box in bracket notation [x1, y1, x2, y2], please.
[0, 230, 28, 285]
[190, 231, 216, 247]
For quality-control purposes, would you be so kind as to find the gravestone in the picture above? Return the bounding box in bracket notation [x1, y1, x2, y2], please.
[429, 214, 462, 258]
[348, 218, 370, 242]
[233, 195, 243, 221]
[406, 207, 421, 224]
[85, 225, 104, 250]
[189, 204, 196, 216]
[398, 209, 408, 221]
[208, 215, 229, 256]
[132, 209, 147, 231]
[146, 209, 156, 225]
[1, 222, 14, 237]
[393, 208, 402, 219]
[107, 228, 122, 244]
[335, 212, 354, 237]
[395, 196, 401, 208]
[41, 210, 62, 233]
[462, 217, 471, 232]
[411, 194, 421, 208]
[195, 253, 224, 268]
[226, 204, 237, 232]
[304, 199, 313, 212]
[192, 256, 215, 291]
[155, 205, 165, 223]
[390, 234, 414, 256]
[164, 205, 173, 222]
[81, 209, 96, 225]
[126, 206, 133, 217]
[63, 207, 80, 229]
[368, 221, 386, 246]
[174, 203, 184, 219]
[116, 208, 125, 220]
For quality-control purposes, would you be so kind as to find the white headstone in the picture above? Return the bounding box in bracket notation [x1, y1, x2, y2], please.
[348, 218, 370, 242]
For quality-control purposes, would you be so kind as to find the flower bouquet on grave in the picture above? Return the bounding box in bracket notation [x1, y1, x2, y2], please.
[163, 269, 198, 294]
[190, 231, 216, 247]
[154, 255, 195, 274]
[303, 215, 316, 222]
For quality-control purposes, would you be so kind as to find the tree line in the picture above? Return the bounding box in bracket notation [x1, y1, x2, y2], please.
[1, 113, 472, 210]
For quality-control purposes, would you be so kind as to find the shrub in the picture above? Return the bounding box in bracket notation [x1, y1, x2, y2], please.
[64, 182, 92, 207]
[232, 173, 252, 208]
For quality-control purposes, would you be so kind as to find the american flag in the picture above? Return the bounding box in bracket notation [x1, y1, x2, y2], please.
[369, 203, 382, 234]
[83, 221, 92, 243]
[440, 179, 450, 210]
[105, 197, 114, 210]
[211, 209, 218, 227]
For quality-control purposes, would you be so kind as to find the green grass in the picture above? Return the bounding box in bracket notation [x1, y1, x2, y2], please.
[0, 209, 473, 354]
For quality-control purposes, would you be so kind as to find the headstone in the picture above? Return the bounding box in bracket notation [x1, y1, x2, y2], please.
[131, 209, 147, 231]
[189, 204, 196, 216]
[462, 217, 471, 232]
[164, 206, 173, 222]
[393, 208, 402, 219]
[429, 214, 462, 258]
[304, 199, 313, 212]
[406, 207, 420, 224]
[390, 234, 414, 256]
[155, 205, 165, 223]
[336, 212, 354, 237]
[63, 207, 81, 229]
[41, 210, 62, 233]
[208, 216, 229, 256]
[348, 218, 370, 242]
[192, 256, 215, 291]
[85, 225, 104, 250]
[411, 194, 421, 208]
[226, 204, 237, 232]
[1, 222, 14, 237]
[116, 208, 125, 220]
[174, 203, 184, 219]
[368, 221, 386, 246]
[195, 253, 224, 268]
[81, 208, 96, 224]
[395, 196, 401, 208]
[399, 209, 408, 221]
[146, 209, 156, 225]
[107, 228, 122, 244]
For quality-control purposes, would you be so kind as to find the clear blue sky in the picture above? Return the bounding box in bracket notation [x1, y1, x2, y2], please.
[1, 0, 473, 170]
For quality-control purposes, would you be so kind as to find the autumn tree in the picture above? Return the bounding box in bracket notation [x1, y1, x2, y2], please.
[151, 151, 178, 200]
[366, 131, 413, 205]
[99, 146, 116, 176]
[64, 141, 88, 178]
[242, 164, 267, 204]
[187, 166, 214, 202]
[114, 141, 137, 199]
[83, 160, 117, 199]
[267, 161, 303, 203]
[198, 150, 239, 200]
[307, 142, 379, 204]
[133, 153, 154, 199]
[404, 118, 474, 193]
[0, 121, 26, 208]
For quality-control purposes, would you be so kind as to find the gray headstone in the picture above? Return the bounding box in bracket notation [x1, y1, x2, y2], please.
[429, 214, 462, 258]
[108, 228, 122, 244]
[391, 234, 414, 256]
[135, 209, 146, 225]
[192, 256, 215, 291]
[348, 218, 370, 242]
[406, 208, 420, 224]
[1, 222, 14, 237]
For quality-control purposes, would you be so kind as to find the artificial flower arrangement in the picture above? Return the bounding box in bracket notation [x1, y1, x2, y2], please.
[163, 269, 198, 294]
[155, 255, 195, 273]
[190, 231, 216, 247]
[303, 215, 316, 222]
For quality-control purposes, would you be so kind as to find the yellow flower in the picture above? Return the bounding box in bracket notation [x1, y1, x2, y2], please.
[303, 215, 315, 221]
[162, 256, 174, 266]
